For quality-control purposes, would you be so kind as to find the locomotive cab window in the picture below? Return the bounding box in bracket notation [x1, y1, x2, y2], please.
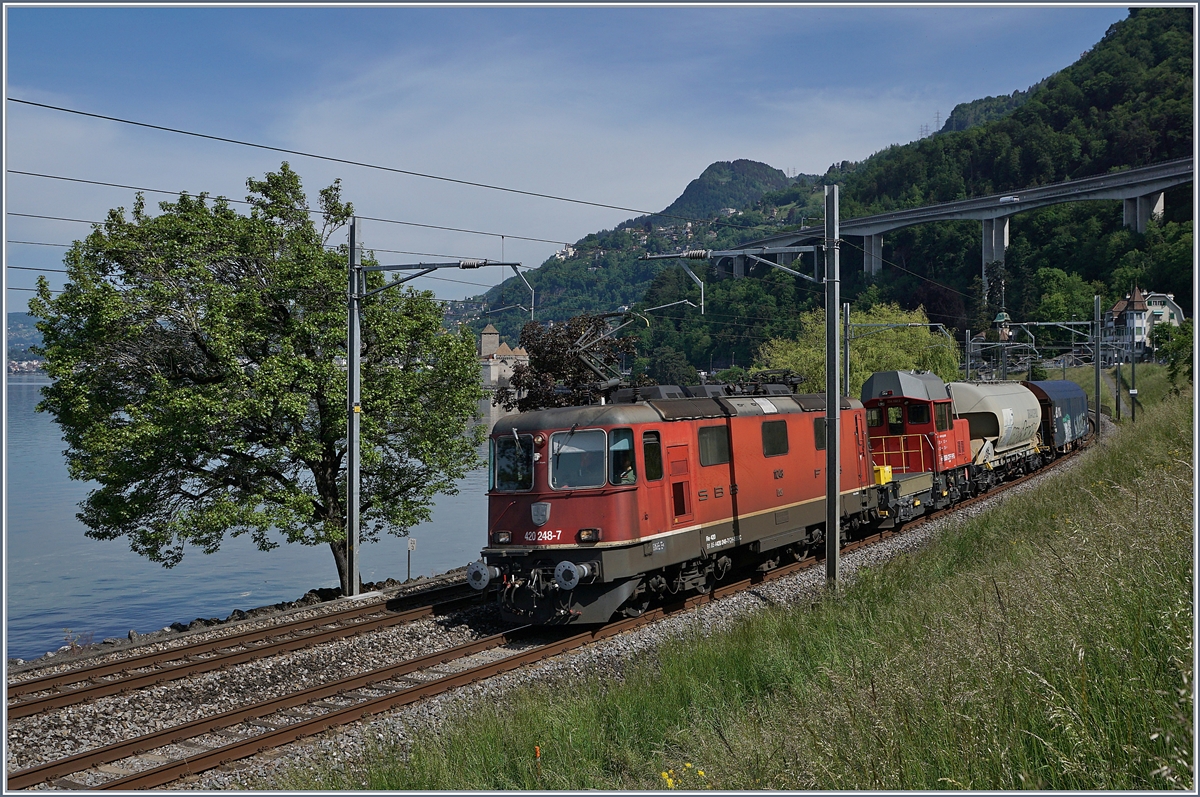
[491, 435, 534, 492]
[550, 429, 607, 489]
[814, 417, 826, 451]
[887, 406, 904, 435]
[935, 402, 952, 432]
[908, 403, 931, 425]
[762, 420, 789, 457]
[866, 407, 883, 428]
[698, 425, 731, 466]
[643, 432, 663, 481]
[609, 428, 637, 485]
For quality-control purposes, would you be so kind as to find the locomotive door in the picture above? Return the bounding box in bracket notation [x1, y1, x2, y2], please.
[640, 430, 666, 536]
[666, 444, 693, 524]
[854, 413, 870, 485]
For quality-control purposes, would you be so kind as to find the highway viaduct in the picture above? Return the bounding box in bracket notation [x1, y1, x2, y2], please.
[733, 157, 1193, 293]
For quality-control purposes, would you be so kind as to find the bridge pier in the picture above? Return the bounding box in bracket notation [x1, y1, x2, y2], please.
[863, 233, 883, 276]
[981, 216, 1010, 293]
[1123, 191, 1164, 233]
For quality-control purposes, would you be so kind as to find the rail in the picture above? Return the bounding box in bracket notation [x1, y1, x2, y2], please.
[7, 446, 1089, 790]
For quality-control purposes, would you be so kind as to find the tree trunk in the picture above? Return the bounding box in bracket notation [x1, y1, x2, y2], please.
[329, 539, 353, 596]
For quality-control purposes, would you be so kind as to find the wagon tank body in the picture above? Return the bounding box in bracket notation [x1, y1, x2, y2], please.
[1021, 380, 1091, 451]
[945, 381, 1042, 456]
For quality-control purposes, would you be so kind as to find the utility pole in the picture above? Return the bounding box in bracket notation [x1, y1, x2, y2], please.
[344, 216, 521, 597]
[1094, 295, 1102, 441]
[1130, 343, 1137, 423]
[346, 219, 362, 598]
[824, 185, 841, 586]
[965, 329, 971, 380]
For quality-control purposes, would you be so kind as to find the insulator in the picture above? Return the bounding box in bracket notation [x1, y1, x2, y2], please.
[459, 259, 485, 268]
[681, 250, 710, 260]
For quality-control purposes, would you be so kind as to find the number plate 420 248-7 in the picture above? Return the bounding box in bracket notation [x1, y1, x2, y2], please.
[524, 529, 563, 542]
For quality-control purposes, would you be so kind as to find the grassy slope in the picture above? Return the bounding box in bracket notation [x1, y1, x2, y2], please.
[283, 392, 1194, 791]
[1063, 363, 1175, 419]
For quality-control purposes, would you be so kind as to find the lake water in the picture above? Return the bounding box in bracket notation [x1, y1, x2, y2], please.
[4, 373, 489, 661]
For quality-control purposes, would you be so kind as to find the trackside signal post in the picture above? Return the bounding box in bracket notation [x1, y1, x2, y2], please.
[345, 217, 521, 596]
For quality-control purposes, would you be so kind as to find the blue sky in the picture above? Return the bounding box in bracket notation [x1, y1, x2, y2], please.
[5, 5, 1129, 311]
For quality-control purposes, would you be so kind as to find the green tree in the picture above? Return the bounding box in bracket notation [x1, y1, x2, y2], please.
[756, 304, 961, 397]
[30, 164, 484, 593]
[1152, 319, 1194, 390]
[648, 345, 698, 386]
[494, 313, 639, 412]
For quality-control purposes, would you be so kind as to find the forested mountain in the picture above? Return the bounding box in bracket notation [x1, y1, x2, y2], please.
[653, 160, 791, 222]
[939, 79, 1047, 133]
[478, 7, 1192, 372]
[6, 312, 43, 360]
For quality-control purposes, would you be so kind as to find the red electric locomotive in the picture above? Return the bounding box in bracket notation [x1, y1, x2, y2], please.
[466, 385, 888, 624]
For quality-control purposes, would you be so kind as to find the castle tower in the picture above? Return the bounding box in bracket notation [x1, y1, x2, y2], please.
[479, 323, 500, 357]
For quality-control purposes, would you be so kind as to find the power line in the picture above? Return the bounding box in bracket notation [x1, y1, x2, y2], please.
[7, 170, 572, 246]
[5, 262, 496, 291]
[840, 238, 973, 299]
[6, 239, 69, 248]
[7, 231, 493, 264]
[9, 212, 103, 225]
[8, 98, 787, 235]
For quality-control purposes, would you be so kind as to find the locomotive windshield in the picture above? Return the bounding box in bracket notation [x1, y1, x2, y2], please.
[550, 429, 607, 489]
[492, 434, 534, 491]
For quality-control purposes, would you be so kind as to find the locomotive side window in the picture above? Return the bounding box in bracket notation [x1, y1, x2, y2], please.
[935, 403, 952, 431]
[814, 417, 826, 451]
[698, 425, 731, 466]
[643, 432, 663, 481]
[908, 403, 931, 425]
[550, 429, 607, 489]
[866, 407, 883, 428]
[492, 435, 534, 492]
[762, 420, 789, 457]
[609, 428, 637, 485]
[887, 406, 904, 435]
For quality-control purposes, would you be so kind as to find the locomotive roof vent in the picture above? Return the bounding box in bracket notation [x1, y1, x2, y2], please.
[611, 385, 689, 403]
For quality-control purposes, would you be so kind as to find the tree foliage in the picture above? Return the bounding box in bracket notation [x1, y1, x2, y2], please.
[493, 314, 639, 412]
[1152, 318, 1194, 389]
[756, 304, 961, 398]
[477, 8, 1191, 364]
[30, 164, 484, 591]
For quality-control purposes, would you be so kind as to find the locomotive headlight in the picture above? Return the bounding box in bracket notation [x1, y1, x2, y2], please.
[577, 528, 601, 542]
[533, 433, 546, 447]
[494, 530, 512, 544]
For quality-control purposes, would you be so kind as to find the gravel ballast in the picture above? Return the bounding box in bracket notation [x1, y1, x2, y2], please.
[7, 437, 1101, 791]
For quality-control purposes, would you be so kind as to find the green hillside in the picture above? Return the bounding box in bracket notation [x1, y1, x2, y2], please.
[478, 8, 1192, 371]
[939, 79, 1047, 133]
[7, 312, 43, 360]
[654, 159, 791, 222]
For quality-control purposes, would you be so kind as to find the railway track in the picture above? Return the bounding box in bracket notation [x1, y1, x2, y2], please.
[6, 450, 1082, 790]
[6, 582, 477, 719]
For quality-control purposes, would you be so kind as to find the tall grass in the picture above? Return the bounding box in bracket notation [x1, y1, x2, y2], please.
[1113, 362, 1175, 409]
[281, 393, 1193, 791]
